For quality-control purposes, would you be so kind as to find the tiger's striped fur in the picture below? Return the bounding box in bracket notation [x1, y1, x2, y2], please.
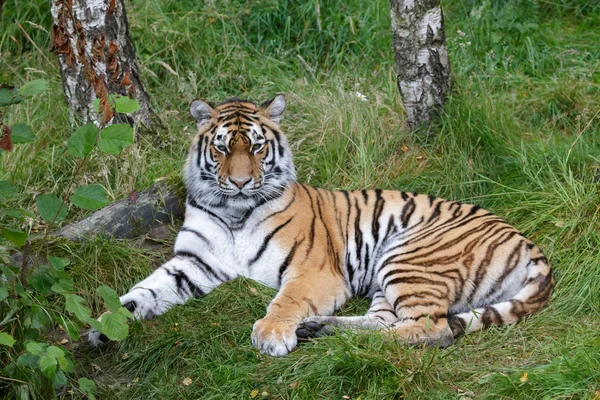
[88, 94, 553, 356]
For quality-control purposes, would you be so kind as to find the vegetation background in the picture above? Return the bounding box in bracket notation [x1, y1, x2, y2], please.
[1, 0, 599, 398]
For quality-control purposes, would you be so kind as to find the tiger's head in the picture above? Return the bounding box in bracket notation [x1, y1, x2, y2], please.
[184, 94, 296, 211]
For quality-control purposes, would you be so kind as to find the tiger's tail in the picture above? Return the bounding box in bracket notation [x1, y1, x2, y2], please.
[448, 246, 553, 336]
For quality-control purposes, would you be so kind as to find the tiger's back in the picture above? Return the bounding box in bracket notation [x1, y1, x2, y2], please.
[267, 184, 552, 344]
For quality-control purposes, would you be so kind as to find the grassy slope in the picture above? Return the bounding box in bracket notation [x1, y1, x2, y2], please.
[1, 0, 600, 398]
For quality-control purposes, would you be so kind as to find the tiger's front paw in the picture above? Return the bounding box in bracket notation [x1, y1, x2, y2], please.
[251, 318, 298, 356]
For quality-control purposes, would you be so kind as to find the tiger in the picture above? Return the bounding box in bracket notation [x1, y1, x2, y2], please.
[88, 94, 553, 356]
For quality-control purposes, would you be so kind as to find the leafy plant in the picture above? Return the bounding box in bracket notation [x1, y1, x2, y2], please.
[0, 80, 138, 398]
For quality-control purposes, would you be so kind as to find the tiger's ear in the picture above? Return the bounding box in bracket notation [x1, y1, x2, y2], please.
[261, 93, 285, 123]
[190, 99, 216, 126]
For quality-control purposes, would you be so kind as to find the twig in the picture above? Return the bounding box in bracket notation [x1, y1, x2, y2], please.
[19, 240, 30, 286]
[14, 20, 57, 72]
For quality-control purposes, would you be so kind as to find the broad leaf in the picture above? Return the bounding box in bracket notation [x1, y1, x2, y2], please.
[1, 227, 27, 247]
[69, 184, 109, 210]
[36, 193, 67, 223]
[0, 180, 18, 199]
[98, 123, 133, 154]
[19, 79, 49, 97]
[0, 332, 16, 347]
[79, 378, 96, 400]
[50, 279, 73, 294]
[0, 87, 23, 106]
[101, 312, 128, 340]
[67, 123, 97, 157]
[53, 370, 67, 386]
[46, 346, 64, 358]
[97, 286, 122, 313]
[114, 96, 140, 113]
[25, 342, 46, 355]
[64, 294, 91, 323]
[39, 355, 57, 378]
[87, 317, 103, 332]
[49, 256, 69, 271]
[0, 287, 8, 301]
[11, 124, 36, 144]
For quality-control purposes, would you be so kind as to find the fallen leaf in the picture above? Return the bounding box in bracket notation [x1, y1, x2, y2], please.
[250, 389, 259, 398]
[182, 377, 192, 386]
[289, 382, 298, 389]
[520, 372, 528, 383]
[59, 338, 69, 344]
[128, 190, 139, 204]
[249, 287, 257, 294]
[132, 377, 139, 383]
[261, 392, 268, 397]
[594, 390, 600, 399]
[401, 145, 409, 153]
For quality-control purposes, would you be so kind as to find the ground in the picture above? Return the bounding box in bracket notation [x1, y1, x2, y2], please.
[1, 0, 599, 398]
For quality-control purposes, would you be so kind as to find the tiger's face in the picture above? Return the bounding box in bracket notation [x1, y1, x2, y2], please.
[184, 94, 296, 211]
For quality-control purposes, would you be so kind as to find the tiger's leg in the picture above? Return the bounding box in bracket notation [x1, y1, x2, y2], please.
[380, 263, 454, 348]
[88, 252, 233, 346]
[251, 267, 349, 356]
[296, 290, 399, 338]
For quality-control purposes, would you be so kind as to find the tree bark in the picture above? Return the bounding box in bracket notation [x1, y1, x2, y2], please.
[50, 0, 154, 128]
[389, 0, 450, 129]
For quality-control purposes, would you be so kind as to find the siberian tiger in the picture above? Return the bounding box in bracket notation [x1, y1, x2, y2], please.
[88, 94, 553, 356]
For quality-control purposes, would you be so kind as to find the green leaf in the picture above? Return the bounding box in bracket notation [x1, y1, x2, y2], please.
[11, 124, 36, 144]
[50, 279, 73, 294]
[69, 184, 109, 211]
[53, 370, 67, 386]
[25, 342, 46, 355]
[64, 294, 91, 323]
[0, 180, 18, 199]
[0, 332, 16, 347]
[29, 274, 54, 294]
[101, 312, 128, 340]
[1, 227, 27, 247]
[97, 286, 121, 313]
[67, 123, 97, 157]
[98, 123, 134, 154]
[87, 317, 103, 332]
[117, 306, 133, 319]
[0, 87, 23, 106]
[46, 346, 64, 358]
[114, 96, 140, 113]
[17, 353, 39, 368]
[79, 377, 96, 400]
[4, 209, 23, 220]
[0, 287, 8, 301]
[57, 355, 72, 372]
[19, 79, 49, 97]
[49, 256, 69, 271]
[36, 193, 67, 223]
[39, 355, 57, 378]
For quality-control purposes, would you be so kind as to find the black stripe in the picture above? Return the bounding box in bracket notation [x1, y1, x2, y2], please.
[277, 238, 305, 286]
[249, 216, 294, 265]
[175, 250, 228, 282]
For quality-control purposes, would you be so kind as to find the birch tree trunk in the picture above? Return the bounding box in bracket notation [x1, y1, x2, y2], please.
[389, 0, 450, 129]
[50, 0, 154, 128]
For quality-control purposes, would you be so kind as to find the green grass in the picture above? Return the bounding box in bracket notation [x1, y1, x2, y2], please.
[1, 0, 600, 398]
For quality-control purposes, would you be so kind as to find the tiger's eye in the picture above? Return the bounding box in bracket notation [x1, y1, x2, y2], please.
[252, 144, 263, 152]
[215, 144, 227, 153]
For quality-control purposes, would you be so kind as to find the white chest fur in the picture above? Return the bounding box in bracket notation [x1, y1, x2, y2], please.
[174, 202, 290, 289]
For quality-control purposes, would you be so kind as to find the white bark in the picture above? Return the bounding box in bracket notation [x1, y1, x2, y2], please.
[389, 0, 450, 128]
[50, 0, 154, 128]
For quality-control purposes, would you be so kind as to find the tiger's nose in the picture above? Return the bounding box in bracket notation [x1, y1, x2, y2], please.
[229, 176, 252, 189]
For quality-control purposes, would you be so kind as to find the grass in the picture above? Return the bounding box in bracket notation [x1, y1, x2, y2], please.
[1, 0, 600, 398]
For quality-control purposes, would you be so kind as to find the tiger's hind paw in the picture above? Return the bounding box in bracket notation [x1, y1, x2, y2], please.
[295, 320, 336, 340]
